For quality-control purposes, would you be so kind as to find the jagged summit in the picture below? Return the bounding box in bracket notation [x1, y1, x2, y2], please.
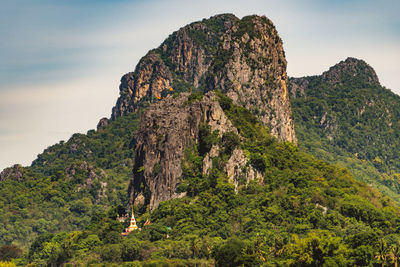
[111, 13, 296, 143]
[110, 14, 239, 120]
[322, 57, 380, 86]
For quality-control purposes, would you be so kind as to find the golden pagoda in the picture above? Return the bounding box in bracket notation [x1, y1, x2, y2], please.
[122, 207, 139, 236]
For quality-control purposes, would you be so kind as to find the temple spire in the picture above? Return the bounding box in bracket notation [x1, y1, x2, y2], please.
[122, 207, 139, 236]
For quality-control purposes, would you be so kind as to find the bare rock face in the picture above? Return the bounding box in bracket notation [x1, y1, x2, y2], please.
[129, 91, 250, 210]
[65, 161, 108, 203]
[97, 117, 109, 130]
[288, 77, 309, 98]
[225, 148, 263, 190]
[111, 14, 296, 143]
[202, 145, 220, 175]
[112, 52, 173, 119]
[0, 164, 24, 182]
[111, 14, 238, 120]
[206, 15, 296, 143]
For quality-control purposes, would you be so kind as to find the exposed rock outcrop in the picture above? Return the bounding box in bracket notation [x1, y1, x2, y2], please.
[97, 117, 109, 130]
[129, 91, 255, 210]
[225, 148, 263, 190]
[65, 161, 108, 203]
[0, 164, 24, 182]
[111, 14, 296, 143]
[206, 15, 296, 143]
[111, 14, 237, 120]
[288, 77, 309, 98]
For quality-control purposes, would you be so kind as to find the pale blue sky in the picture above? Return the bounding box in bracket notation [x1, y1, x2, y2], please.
[0, 0, 399, 170]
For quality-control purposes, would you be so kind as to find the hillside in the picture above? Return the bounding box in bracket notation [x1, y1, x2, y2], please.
[289, 57, 400, 202]
[0, 111, 141, 248]
[23, 91, 400, 266]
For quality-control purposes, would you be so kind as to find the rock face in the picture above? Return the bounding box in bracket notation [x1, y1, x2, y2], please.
[128, 91, 258, 210]
[111, 14, 296, 143]
[111, 14, 237, 120]
[206, 15, 295, 143]
[0, 164, 24, 182]
[97, 117, 109, 130]
[224, 148, 263, 190]
[65, 161, 108, 203]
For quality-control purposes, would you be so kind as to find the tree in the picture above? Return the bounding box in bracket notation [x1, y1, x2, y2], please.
[391, 242, 400, 267]
[375, 239, 389, 267]
[213, 237, 260, 267]
[285, 231, 350, 266]
[121, 238, 140, 261]
[100, 244, 122, 262]
[0, 245, 22, 261]
[351, 245, 374, 266]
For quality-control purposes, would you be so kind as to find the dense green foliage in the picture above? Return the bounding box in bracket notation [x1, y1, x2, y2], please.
[0, 245, 22, 261]
[13, 92, 400, 266]
[290, 72, 400, 202]
[0, 112, 141, 248]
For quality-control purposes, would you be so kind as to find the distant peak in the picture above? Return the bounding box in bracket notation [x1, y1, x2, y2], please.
[208, 13, 238, 20]
[322, 57, 380, 86]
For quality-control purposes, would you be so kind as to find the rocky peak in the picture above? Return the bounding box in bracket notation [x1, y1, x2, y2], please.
[322, 57, 380, 86]
[111, 14, 238, 120]
[110, 14, 296, 143]
[0, 164, 24, 182]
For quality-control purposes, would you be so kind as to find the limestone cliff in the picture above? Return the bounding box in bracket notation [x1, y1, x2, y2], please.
[205, 15, 295, 143]
[111, 14, 237, 120]
[128, 91, 262, 210]
[111, 14, 296, 143]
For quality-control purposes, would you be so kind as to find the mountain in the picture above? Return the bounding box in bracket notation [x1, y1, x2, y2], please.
[0, 13, 296, 248]
[2, 14, 400, 266]
[289, 57, 400, 202]
[111, 13, 295, 143]
[129, 91, 265, 210]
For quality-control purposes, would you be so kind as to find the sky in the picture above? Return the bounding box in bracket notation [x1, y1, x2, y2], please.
[0, 0, 399, 170]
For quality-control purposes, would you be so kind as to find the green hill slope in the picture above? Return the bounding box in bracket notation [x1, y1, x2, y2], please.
[290, 57, 400, 202]
[0, 111, 141, 248]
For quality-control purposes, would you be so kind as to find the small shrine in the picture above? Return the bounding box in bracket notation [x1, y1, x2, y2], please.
[121, 207, 140, 236]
